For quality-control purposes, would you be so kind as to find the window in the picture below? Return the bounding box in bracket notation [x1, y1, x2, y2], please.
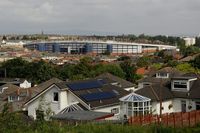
[53, 92, 59, 102]
[181, 100, 186, 112]
[8, 96, 19, 102]
[156, 73, 168, 78]
[196, 102, 200, 110]
[174, 81, 187, 89]
[111, 108, 119, 114]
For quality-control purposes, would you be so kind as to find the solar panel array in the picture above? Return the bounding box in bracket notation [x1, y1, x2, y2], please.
[67, 80, 106, 91]
[81, 92, 116, 102]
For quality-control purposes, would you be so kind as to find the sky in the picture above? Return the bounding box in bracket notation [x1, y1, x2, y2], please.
[0, 0, 200, 36]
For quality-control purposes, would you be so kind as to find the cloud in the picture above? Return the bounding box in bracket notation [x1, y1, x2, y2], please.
[0, 0, 200, 35]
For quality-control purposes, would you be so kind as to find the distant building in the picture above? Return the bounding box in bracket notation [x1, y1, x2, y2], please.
[0, 40, 25, 48]
[183, 37, 196, 46]
[24, 41, 176, 55]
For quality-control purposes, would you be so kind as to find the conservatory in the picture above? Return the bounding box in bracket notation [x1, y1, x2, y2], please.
[119, 92, 151, 118]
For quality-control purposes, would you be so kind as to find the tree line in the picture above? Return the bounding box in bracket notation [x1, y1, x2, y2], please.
[0, 57, 141, 84]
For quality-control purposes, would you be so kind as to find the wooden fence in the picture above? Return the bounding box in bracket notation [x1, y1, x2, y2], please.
[128, 110, 200, 127]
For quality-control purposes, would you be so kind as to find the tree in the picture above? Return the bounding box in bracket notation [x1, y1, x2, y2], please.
[120, 60, 138, 83]
[181, 46, 200, 57]
[167, 60, 179, 67]
[22, 35, 29, 40]
[1, 57, 29, 78]
[136, 56, 150, 68]
[59, 64, 76, 80]
[80, 56, 93, 64]
[105, 64, 125, 79]
[2, 35, 7, 40]
[117, 56, 131, 61]
[37, 96, 53, 121]
[195, 37, 200, 47]
[29, 60, 57, 83]
[191, 55, 200, 69]
[176, 63, 196, 73]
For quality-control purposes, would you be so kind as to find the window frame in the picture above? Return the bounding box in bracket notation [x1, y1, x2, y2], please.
[52, 92, 59, 102]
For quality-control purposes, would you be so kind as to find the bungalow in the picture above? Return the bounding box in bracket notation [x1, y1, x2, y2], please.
[134, 73, 200, 115]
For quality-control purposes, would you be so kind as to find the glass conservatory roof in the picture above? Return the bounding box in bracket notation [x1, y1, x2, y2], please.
[119, 92, 151, 102]
[59, 103, 83, 114]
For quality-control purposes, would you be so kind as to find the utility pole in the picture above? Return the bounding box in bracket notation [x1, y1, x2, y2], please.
[4, 68, 6, 78]
[159, 78, 163, 124]
[151, 79, 163, 124]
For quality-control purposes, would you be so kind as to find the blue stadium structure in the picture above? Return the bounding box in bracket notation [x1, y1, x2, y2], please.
[24, 41, 177, 55]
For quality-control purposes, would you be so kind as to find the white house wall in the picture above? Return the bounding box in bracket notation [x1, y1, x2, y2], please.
[27, 86, 61, 119]
[59, 91, 68, 110]
[67, 91, 79, 104]
[152, 100, 174, 115]
[26, 85, 89, 119]
[20, 80, 31, 88]
[151, 98, 196, 115]
[172, 98, 196, 112]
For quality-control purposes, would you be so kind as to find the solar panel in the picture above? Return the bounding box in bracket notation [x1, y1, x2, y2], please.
[81, 92, 116, 102]
[67, 80, 105, 91]
[97, 79, 107, 85]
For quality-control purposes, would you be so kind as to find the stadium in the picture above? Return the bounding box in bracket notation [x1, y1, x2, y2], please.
[24, 41, 176, 55]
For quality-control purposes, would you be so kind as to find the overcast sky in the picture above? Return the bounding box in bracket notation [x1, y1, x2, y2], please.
[0, 0, 200, 36]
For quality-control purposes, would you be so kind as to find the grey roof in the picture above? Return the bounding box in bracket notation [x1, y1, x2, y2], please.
[96, 73, 134, 88]
[29, 78, 63, 98]
[51, 110, 114, 121]
[25, 78, 63, 103]
[136, 83, 174, 101]
[0, 83, 20, 101]
[136, 73, 200, 101]
[138, 67, 184, 84]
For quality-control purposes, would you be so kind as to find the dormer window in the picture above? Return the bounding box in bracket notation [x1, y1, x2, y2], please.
[8, 95, 19, 102]
[156, 73, 169, 78]
[171, 77, 197, 92]
[171, 80, 188, 92]
[173, 81, 187, 89]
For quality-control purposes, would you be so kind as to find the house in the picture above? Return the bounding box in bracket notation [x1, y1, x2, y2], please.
[0, 78, 31, 88]
[134, 73, 200, 115]
[0, 84, 30, 112]
[24, 75, 130, 120]
[137, 67, 184, 90]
